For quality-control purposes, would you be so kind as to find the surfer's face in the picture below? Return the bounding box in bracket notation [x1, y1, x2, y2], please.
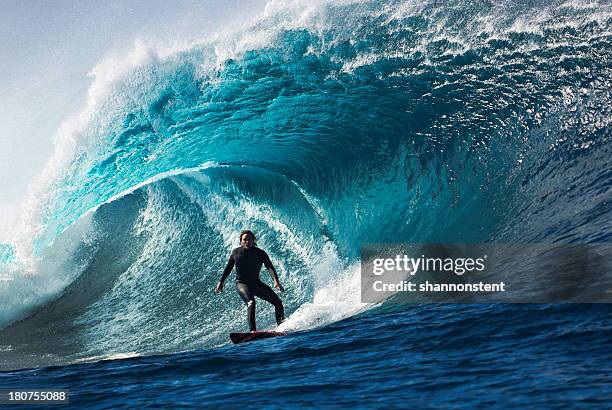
[241, 234, 254, 248]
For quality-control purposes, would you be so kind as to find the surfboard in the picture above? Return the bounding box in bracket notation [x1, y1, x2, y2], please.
[230, 331, 285, 344]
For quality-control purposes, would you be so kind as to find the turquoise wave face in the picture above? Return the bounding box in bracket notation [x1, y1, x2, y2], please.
[0, 0, 610, 368]
[38, 1, 610, 251]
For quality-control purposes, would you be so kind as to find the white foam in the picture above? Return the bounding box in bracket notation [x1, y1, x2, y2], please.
[278, 262, 376, 332]
[0, 213, 97, 329]
[72, 351, 141, 364]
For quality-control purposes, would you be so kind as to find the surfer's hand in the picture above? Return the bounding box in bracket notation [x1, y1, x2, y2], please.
[215, 281, 224, 293]
[274, 281, 284, 292]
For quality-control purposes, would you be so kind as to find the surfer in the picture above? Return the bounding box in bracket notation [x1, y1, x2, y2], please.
[215, 230, 285, 331]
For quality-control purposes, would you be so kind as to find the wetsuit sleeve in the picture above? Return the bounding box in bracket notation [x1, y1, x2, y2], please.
[219, 252, 235, 283]
[262, 250, 274, 270]
[261, 250, 281, 283]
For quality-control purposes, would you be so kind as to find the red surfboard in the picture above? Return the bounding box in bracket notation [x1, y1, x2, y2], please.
[230, 331, 285, 344]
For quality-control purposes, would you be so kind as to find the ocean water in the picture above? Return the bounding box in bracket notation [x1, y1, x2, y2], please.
[1, 0, 611, 407]
[1, 305, 610, 409]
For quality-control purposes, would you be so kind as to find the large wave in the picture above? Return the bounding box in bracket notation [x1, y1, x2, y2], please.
[1, 0, 611, 369]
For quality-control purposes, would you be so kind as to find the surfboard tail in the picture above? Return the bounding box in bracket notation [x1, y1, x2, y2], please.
[230, 331, 285, 344]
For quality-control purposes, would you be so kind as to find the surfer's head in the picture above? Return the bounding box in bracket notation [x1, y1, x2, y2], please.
[240, 230, 257, 248]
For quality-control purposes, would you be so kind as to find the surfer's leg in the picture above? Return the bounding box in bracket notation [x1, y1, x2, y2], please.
[253, 283, 285, 326]
[236, 282, 256, 331]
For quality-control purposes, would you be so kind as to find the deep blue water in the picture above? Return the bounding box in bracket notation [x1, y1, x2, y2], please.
[1, 0, 611, 407]
[2, 305, 611, 409]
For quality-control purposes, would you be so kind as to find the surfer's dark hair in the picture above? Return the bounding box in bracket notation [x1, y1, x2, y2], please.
[240, 230, 257, 245]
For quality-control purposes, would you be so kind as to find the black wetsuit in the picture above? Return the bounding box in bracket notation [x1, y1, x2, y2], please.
[221, 246, 284, 331]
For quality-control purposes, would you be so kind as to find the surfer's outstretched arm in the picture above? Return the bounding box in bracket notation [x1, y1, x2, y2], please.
[263, 252, 284, 292]
[216, 254, 235, 293]
[265, 267, 283, 292]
